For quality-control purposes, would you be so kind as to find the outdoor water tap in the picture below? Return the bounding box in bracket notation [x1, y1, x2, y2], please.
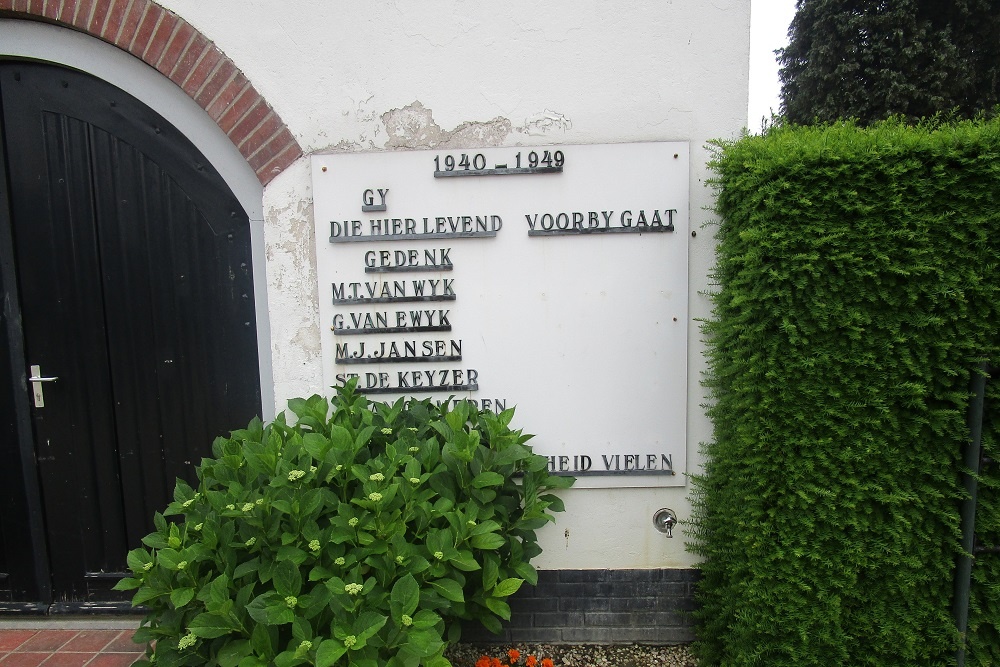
[653, 508, 678, 538]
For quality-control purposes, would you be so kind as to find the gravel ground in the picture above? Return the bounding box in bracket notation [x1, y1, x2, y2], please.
[444, 643, 697, 667]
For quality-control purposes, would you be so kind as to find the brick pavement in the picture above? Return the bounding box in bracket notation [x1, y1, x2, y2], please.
[0, 629, 144, 667]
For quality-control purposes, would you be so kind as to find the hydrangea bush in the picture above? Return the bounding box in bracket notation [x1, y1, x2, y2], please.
[116, 381, 573, 667]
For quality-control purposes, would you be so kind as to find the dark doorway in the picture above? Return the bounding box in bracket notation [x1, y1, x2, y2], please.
[0, 61, 262, 608]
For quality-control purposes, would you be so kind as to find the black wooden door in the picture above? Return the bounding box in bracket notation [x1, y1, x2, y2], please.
[0, 61, 262, 604]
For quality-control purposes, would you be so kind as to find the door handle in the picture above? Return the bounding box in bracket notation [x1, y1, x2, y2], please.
[28, 364, 57, 407]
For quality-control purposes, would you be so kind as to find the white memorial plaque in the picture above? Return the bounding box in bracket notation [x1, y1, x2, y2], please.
[312, 142, 688, 487]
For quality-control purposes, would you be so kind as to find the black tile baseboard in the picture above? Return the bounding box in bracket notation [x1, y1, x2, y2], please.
[460, 568, 699, 644]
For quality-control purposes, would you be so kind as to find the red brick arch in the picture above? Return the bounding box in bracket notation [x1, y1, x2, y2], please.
[0, 0, 302, 185]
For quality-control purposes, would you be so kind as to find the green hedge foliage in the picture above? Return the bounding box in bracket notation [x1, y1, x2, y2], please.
[692, 119, 1000, 666]
[969, 379, 1000, 666]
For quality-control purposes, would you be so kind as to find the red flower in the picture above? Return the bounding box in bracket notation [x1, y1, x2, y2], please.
[508, 650, 521, 664]
[525, 656, 538, 667]
[476, 657, 491, 667]
[491, 657, 502, 667]
[541, 659, 554, 667]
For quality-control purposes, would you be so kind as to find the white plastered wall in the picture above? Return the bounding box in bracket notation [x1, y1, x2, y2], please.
[14, 1, 751, 570]
[158, 0, 751, 570]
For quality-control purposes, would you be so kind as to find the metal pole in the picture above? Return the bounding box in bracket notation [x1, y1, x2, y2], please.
[954, 362, 989, 667]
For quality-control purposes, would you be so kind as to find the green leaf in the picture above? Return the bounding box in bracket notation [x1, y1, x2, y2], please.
[407, 554, 431, 574]
[168, 523, 182, 549]
[273, 650, 305, 667]
[287, 397, 309, 419]
[492, 577, 524, 598]
[329, 528, 353, 545]
[292, 616, 312, 642]
[112, 577, 141, 591]
[250, 623, 275, 660]
[323, 576, 347, 596]
[391, 573, 420, 620]
[429, 578, 464, 603]
[410, 609, 442, 630]
[300, 488, 325, 517]
[325, 424, 350, 450]
[513, 561, 538, 586]
[354, 425, 376, 450]
[131, 585, 169, 607]
[449, 550, 481, 572]
[471, 472, 504, 488]
[276, 546, 308, 567]
[302, 432, 331, 459]
[482, 554, 499, 591]
[303, 582, 332, 614]
[430, 421, 453, 441]
[523, 454, 548, 473]
[470, 532, 505, 550]
[141, 533, 169, 549]
[273, 560, 302, 597]
[173, 479, 196, 504]
[247, 593, 295, 626]
[315, 639, 346, 667]
[515, 516, 549, 531]
[350, 464, 370, 484]
[233, 558, 260, 580]
[239, 657, 267, 667]
[206, 574, 231, 606]
[309, 565, 335, 581]
[483, 597, 511, 620]
[426, 528, 453, 555]
[355, 612, 388, 642]
[217, 640, 252, 667]
[170, 587, 195, 608]
[402, 628, 444, 657]
[541, 474, 575, 489]
[469, 520, 501, 536]
[492, 443, 531, 467]
[236, 582, 254, 610]
[155, 548, 184, 570]
[126, 549, 153, 573]
[188, 612, 239, 638]
[478, 613, 503, 635]
[539, 493, 566, 512]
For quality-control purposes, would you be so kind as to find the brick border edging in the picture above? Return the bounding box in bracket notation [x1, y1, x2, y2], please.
[461, 569, 699, 645]
[0, 0, 302, 185]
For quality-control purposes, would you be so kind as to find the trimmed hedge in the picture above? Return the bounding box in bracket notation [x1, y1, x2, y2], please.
[970, 379, 1000, 665]
[692, 119, 1000, 666]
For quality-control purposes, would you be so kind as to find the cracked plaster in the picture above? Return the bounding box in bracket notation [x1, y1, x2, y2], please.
[261, 158, 323, 411]
[325, 100, 574, 153]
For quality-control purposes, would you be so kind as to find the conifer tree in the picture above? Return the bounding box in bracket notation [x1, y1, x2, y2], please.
[779, 0, 1000, 125]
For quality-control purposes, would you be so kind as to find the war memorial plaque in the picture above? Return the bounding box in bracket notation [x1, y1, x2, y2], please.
[312, 142, 689, 488]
